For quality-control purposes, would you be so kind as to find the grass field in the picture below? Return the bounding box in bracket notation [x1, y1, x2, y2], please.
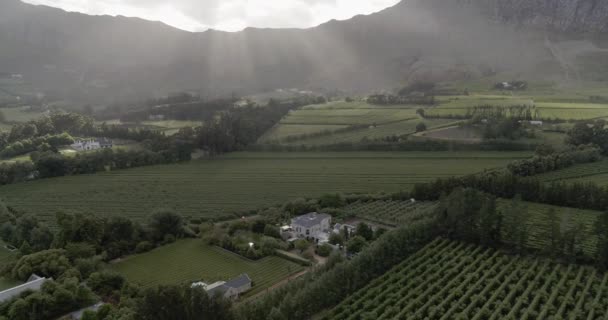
[260, 124, 348, 142]
[112, 239, 303, 295]
[344, 200, 437, 226]
[427, 94, 608, 120]
[0, 106, 48, 124]
[281, 119, 456, 146]
[261, 101, 422, 143]
[538, 160, 608, 185]
[0, 151, 531, 224]
[281, 108, 418, 126]
[324, 238, 608, 320]
[98, 120, 202, 136]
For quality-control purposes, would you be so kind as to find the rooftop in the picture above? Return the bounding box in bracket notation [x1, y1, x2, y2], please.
[0, 274, 49, 303]
[292, 212, 331, 228]
[224, 274, 251, 289]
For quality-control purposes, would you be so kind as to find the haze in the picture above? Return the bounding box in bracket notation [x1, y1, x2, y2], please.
[21, 0, 401, 32]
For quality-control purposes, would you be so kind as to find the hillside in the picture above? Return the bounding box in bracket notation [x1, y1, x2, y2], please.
[1, 0, 607, 103]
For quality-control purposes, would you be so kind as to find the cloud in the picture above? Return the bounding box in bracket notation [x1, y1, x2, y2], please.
[21, 0, 401, 32]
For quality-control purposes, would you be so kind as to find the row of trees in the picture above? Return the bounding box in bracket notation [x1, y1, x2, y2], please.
[234, 219, 438, 320]
[0, 133, 74, 158]
[1, 207, 188, 269]
[409, 170, 608, 212]
[508, 145, 602, 176]
[567, 120, 608, 154]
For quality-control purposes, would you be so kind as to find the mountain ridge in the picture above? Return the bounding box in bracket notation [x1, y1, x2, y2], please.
[0, 0, 606, 103]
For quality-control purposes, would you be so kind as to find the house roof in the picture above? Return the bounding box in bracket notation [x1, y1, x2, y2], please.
[207, 284, 230, 297]
[225, 274, 251, 289]
[0, 274, 49, 303]
[292, 212, 331, 228]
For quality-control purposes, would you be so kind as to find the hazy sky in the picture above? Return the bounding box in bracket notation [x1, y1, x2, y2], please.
[22, 0, 401, 32]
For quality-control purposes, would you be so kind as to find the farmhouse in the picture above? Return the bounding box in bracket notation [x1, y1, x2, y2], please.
[0, 274, 50, 303]
[291, 212, 332, 243]
[71, 138, 113, 151]
[192, 274, 252, 300]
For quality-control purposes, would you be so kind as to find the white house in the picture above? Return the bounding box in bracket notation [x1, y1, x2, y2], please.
[71, 138, 113, 151]
[291, 212, 332, 243]
[0, 274, 50, 303]
[192, 274, 252, 300]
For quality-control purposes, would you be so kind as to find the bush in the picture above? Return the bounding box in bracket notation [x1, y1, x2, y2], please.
[162, 234, 176, 245]
[416, 122, 427, 132]
[316, 244, 333, 257]
[135, 241, 154, 253]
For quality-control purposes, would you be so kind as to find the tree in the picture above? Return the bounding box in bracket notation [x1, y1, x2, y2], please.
[346, 236, 367, 254]
[318, 193, 345, 208]
[501, 196, 529, 252]
[294, 239, 309, 253]
[596, 211, 608, 269]
[543, 208, 562, 257]
[316, 244, 333, 257]
[148, 209, 184, 241]
[329, 232, 344, 246]
[355, 223, 374, 241]
[415, 122, 427, 133]
[478, 196, 501, 246]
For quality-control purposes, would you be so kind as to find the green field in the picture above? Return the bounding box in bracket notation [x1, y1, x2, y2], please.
[344, 200, 437, 226]
[259, 124, 348, 142]
[281, 108, 418, 126]
[0, 106, 47, 124]
[324, 238, 608, 320]
[283, 119, 456, 146]
[0, 152, 530, 224]
[112, 239, 303, 295]
[538, 160, 608, 185]
[98, 119, 202, 136]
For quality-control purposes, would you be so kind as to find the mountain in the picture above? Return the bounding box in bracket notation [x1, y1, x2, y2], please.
[0, 0, 607, 104]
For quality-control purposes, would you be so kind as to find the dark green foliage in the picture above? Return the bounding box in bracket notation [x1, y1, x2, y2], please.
[415, 122, 427, 132]
[235, 220, 438, 320]
[8, 249, 71, 281]
[329, 233, 344, 246]
[87, 270, 126, 297]
[148, 209, 184, 241]
[134, 285, 232, 320]
[346, 236, 367, 254]
[508, 145, 601, 176]
[567, 120, 608, 154]
[318, 194, 345, 209]
[0, 278, 96, 320]
[596, 211, 608, 269]
[355, 223, 374, 241]
[0, 214, 52, 253]
[316, 244, 333, 257]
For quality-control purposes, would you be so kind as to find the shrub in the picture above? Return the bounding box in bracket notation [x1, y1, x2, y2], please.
[316, 244, 333, 257]
[135, 241, 154, 253]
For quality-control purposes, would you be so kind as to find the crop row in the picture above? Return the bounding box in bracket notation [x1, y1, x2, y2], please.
[344, 200, 437, 225]
[324, 238, 608, 320]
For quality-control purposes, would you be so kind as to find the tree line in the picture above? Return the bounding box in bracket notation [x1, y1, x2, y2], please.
[508, 145, 602, 177]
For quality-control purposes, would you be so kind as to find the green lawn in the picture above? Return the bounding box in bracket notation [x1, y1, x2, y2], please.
[112, 239, 303, 295]
[0, 106, 47, 123]
[0, 151, 531, 224]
